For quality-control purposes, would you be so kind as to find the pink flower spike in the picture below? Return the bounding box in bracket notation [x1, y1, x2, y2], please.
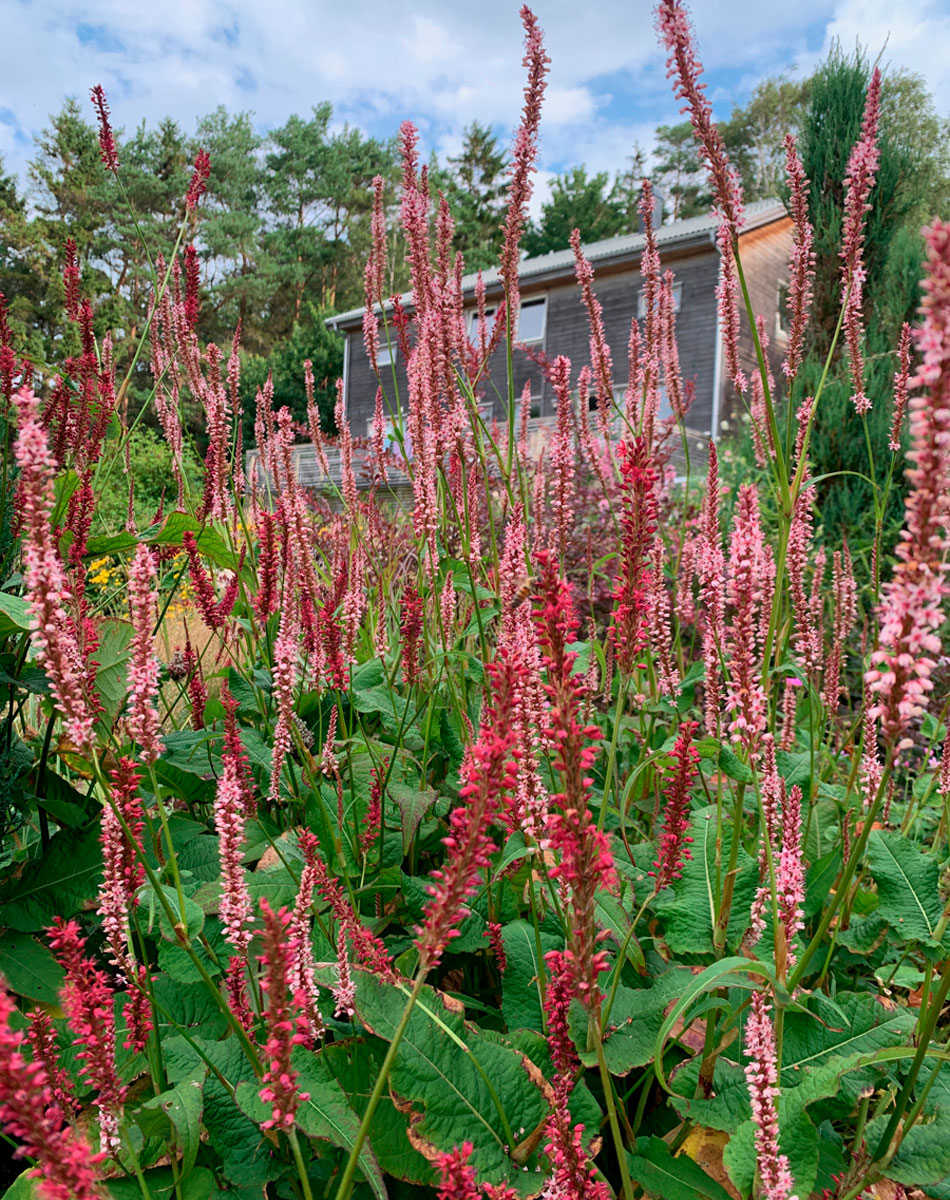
[499, 7, 550, 302]
[216, 757, 253, 954]
[654, 0, 743, 237]
[126, 545, 162, 762]
[840, 68, 882, 415]
[186, 149, 211, 211]
[866, 219, 950, 747]
[0, 983, 105, 1200]
[257, 900, 310, 1131]
[435, 1141, 480, 1200]
[781, 134, 815, 383]
[652, 721, 700, 890]
[889, 322, 912, 451]
[415, 655, 520, 972]
[47, 920, 125, 1154]
[90, 85, 118, 173]
[744, 989, 798, 1200]
[13, 387, 96, 752]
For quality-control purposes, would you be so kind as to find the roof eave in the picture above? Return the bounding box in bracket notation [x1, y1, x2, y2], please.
[326, 200, 786, 332]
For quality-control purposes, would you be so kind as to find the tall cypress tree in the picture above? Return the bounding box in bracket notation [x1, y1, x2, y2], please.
[799, 45, 947, 562]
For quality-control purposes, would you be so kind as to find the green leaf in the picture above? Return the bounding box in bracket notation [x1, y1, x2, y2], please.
[1, 1173, 38, 1200]
[627, 1136, 733, 1200]
[595, 890, 646, 972]
[94, 618, 135, 733]
[804, 847, 841, 920]
[867, 829, 945, 948]
[351, 685, 410, 724]
[0, 825, 102, 931]
[141, 512, 241, 569]
[163, 1036, 283, 1187]
[780, 992, 916, 1103]
[136, 1073, 205, 1181]
[0, 933, 64, 1004]
[294, 1050, 388, 1199]
[152, 978, 229, 1041]
[350, 970, 550, 1189]
[882, 1075, 950, 1189]
[0, 592, 30, 638]
[500, 919, 558, 1033]
[653, 807, 758, 953]
[718, 745, 754, 783]
[234, 1066, 387, 1200]
[84, 532, 140, 558]
[324, 1040, 437, 1186]
[388, 780, 437, 854]
[576, 970, 692, 1077]
[105, 1167, 214, 1200]
[723, 1098, 818, 1200]
[144, 883, 206, 944]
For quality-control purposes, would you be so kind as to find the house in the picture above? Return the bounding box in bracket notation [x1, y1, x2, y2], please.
[247, 199, 792, 494]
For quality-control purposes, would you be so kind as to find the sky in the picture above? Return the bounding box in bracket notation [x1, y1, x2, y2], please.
[3, 0, 950, 213]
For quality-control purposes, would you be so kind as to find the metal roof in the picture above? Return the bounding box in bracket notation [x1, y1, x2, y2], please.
[327, 198, 786, 329]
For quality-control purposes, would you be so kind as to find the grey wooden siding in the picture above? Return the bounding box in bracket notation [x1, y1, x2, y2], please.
[344, 245, 722, 439]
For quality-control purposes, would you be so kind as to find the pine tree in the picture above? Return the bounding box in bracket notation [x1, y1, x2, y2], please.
[523, 166, 626, 257]
[651, 122, 709, 220]
[800, 46, 948, 560]
[441, 121, 508, 271]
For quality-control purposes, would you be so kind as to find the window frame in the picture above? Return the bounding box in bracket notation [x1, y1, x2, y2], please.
[637, 280, 683, 319]
[467, 294, 548, 346]
[775, 280, 791, 342]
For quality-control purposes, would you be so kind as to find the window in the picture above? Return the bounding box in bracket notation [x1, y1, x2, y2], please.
[467, 296, 547, 345]
[637, 281, 682, 319]
[776, 281, 791, 340]
[377, 342, 396, 367]
[518, 297, 547, 343]
[369, 410, 411, 457]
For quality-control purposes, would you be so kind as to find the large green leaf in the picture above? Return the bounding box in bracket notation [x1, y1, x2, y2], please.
[162, 1036, 283, 1187]
[574, 969, 692, 1077]
[351, 970, 550, 1190]
[388, 780, 437, 854]
[142, 512, 240, 568]
[324, 1040, 437, 1187]
[1, 1174, 37, 1200]
[104, 1167, 214, 1200]
[86, 514, 240, 570]
[780, 991, 916, 1102]
[652, 807, 758, 953]
[94, 618, 135, 733]
[0, 933, 64, 1003]
[0, 592, 30, 639]
[235, 1048, 387, 1200]
[723, 1096, 819, 1200]
[867, 829, 945, 949]
[627, 1136, 733, 1200]
[0, 825, 102, 931]
[135, 1073, 206, 1181]
[500, 919, 558, 1033]
[873, 1074, 950, 1190]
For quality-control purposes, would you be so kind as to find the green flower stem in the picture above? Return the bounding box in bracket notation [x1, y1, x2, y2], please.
[90, 755, 263, 1074]
[334, 971, 427, 1200]
[288, 1127, 315, 1200]
[593, 1009, 635, 1200]
[597, 676, 630, 834]
[788, 775, 887, 990]
[871, 956, 950, 1163]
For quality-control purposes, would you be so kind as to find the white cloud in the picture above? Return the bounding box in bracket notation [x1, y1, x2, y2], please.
[818, 0, 950, 111]
[3, 0, 947, 199]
